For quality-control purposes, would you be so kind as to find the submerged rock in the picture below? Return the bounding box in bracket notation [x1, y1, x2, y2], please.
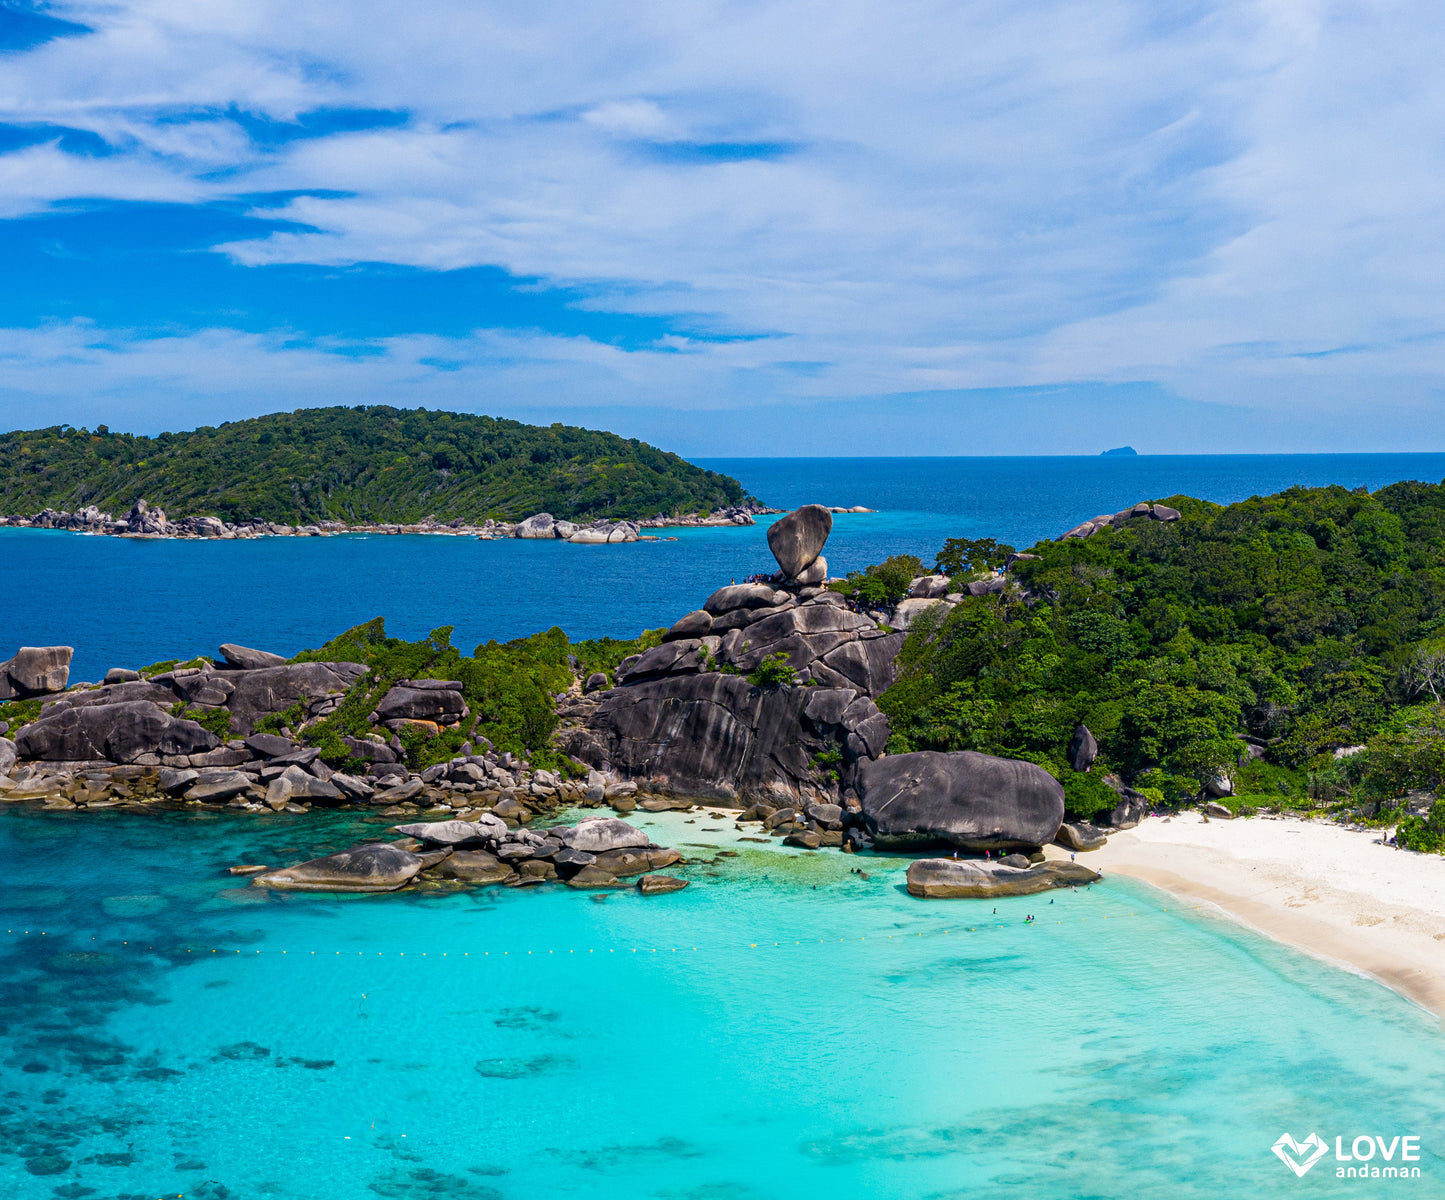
[906, 858, 1100, 898]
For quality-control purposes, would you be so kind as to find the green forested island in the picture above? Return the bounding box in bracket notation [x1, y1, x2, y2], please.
[840, 482, 1445, 849]
[0, 406, 748, 524]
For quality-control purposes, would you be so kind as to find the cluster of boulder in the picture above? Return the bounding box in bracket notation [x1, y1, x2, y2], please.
[247, 815, 687, 894]
[1060, 501, 1181, 540]
[0, 499, 780, 543]
[558, 506, 905, 810]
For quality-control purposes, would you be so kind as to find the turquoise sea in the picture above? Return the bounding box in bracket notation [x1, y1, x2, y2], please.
[5, 455, 1445, 1196]
[2, 807, 1443, 1198]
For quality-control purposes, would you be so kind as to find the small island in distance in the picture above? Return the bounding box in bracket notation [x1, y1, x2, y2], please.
[1101, 445, 1138, 456]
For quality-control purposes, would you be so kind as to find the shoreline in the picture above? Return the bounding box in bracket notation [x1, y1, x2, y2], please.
[0, 503, 874, 543]
[1049, 815, 1445, 1019]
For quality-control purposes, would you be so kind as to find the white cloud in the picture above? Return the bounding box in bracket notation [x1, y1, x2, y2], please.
[2, 0, 1445, 447]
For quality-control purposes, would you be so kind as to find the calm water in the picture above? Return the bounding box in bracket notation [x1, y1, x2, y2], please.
[1, 807, 1442, 1199]
[5, 453, 1445, 681]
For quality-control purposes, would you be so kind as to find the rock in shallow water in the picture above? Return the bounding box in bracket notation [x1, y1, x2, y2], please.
[559, 817, 649, 853]
[252, 842, 425, 892]
[858, 750, 1064, 851]
[906, 858, 1101, 898]
[637, 874, 689, 894]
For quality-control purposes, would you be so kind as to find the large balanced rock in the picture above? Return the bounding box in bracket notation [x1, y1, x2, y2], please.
[906, 858, 1100, 898]
[15, 701, 220, 763]
[218, 643, 288, 670]
[858, 751, 1065, 850]
[252, 843, 426, 892]
[766, 505, 832, 579]
[0, 646, 73, 700]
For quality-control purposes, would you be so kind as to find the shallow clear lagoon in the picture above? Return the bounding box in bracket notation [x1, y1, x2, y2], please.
[2, 806, 1443, 1198]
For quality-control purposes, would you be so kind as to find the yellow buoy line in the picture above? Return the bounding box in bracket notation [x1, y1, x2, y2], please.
[1, 907, 1203, 961]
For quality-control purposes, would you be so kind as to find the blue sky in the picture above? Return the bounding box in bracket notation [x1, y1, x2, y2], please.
[0, 0, 1442, 454]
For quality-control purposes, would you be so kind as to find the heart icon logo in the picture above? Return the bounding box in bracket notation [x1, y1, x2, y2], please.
[1273, 1132, 1330, 1177]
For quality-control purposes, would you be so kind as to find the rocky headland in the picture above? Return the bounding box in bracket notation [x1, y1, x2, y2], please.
[0, 501, 1162, 900]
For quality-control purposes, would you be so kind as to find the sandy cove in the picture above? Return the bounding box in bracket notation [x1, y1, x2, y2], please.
[1048, 815, 1445, 1018]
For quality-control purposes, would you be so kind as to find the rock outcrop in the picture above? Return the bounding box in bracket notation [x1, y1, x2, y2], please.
[1060, 502, 1181, 540]
[15, 701, 220, 764]
[857, 751, 1065, 850]
[0, 646, 73, 700]
[906, 858, 1100, 898]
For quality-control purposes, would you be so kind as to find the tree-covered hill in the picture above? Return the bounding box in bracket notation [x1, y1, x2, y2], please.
[863, 480, 1445, 840]
[0, 407, 750, 524]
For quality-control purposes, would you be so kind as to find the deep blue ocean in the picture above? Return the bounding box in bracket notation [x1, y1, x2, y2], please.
[4, 455, 1445, 1197]
[5, 453, 1445, 681]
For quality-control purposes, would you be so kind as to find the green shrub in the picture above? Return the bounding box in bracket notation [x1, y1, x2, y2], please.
[1060, 772, 1121, 822]
[1397, 801, 1445, 853]
[748, 653, 800, 689]
[182, 706, 234, 739]
[0, 697, 44, 734]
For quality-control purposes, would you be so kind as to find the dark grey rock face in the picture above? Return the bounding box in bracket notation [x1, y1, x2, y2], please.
[579, 673, 887, 804]
[14, 701, 220, 763]
[430, 851, 513, 884]
[906, 858, 1100, 898]
[253, 843, 426, 892]
[703, 584, 788, 615]
[224, 661, 367, 735]
[858, 751, 1065, 851]
[806, 631, 906, 696]
[218, 643, 288, 670]
[374, 684, 464, 723]
[1068, 724, 1098, 772]
[1100, 782, 1148, 829]
[766, 505, 832, 578]
[0, 646, 73, 700]
[40, 680, 179, 714]
[664, 610, 714, 641]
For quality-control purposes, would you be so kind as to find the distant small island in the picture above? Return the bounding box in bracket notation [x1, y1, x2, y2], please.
[1101, 445, 1138, 456]
[0, 406, 754, 526]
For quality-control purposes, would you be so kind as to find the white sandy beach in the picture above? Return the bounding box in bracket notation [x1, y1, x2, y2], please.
[1050, 815, 1445, 1018]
